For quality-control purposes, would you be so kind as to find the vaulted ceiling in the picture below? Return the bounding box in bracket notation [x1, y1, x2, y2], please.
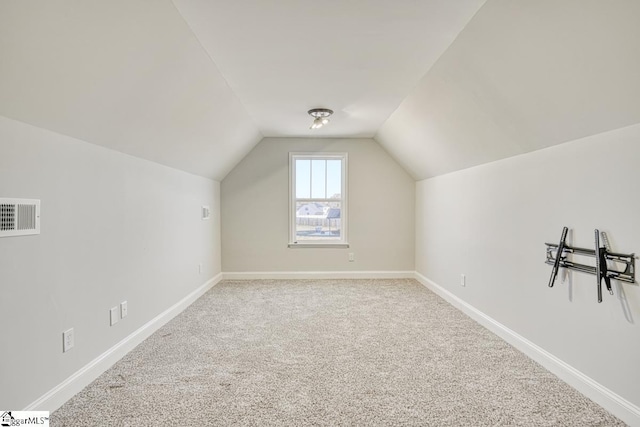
[1, 1, 639, 181]
[377, 0, 640, 179]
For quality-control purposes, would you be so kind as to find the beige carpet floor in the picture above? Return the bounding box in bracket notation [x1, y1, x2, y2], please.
[51, 279, 625, 426]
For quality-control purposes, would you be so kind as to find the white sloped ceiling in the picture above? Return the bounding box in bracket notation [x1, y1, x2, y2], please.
[2, 1, 638, 182]
[0, 0, 261, 181]
[376, 0, 640, 180]
[171, 0, 485, 139]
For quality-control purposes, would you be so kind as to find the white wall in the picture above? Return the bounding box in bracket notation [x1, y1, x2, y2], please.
[0, 116, 221, 410]
[221, 138, 414, 273]
[416, 124, 640, 414]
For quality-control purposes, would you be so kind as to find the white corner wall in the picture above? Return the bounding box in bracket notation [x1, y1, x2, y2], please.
[416, 123, 640, 423]
[221, 138, 415, 274]
[0, 116, 221, 410]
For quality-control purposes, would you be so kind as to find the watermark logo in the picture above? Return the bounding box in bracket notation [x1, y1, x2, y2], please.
[0, 412, 49, 426]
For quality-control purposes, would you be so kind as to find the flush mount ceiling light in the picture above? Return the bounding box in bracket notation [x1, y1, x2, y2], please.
[308, 108, 333, 129]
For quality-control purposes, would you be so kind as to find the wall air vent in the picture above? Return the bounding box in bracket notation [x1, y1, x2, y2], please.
[0, 198, 40, 237]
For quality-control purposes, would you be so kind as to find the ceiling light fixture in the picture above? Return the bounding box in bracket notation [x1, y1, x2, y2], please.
[308, 108, 333, 129]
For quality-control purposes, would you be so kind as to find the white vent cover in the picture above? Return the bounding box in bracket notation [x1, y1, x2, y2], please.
[201, 205, 211, 220]
[0, 198, 40, 237]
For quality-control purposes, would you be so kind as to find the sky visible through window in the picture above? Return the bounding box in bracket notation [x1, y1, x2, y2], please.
[296, 159, 341, 199]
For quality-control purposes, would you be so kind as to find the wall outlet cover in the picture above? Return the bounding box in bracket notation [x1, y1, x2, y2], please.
[110, 307, 119, 326]
[63, 328, 74, 352]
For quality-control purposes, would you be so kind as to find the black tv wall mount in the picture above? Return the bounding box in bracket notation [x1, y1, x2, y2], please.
[546, 227, 635, 303]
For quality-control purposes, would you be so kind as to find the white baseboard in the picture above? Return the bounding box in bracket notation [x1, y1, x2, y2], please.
[222, 271, 416, 280]
[25, 273, 223, 413]
[414, 272, 640, 427]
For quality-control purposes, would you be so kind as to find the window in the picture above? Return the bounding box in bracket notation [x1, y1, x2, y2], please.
[289, 153, 348, 247]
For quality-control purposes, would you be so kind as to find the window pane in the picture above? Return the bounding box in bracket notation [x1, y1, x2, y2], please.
[290, 153, 347, 245]
[326, 159, 342, 198]
[311, 159, 326, 199]
[295, 159, 310, 198]
[295, 200, 341, 241]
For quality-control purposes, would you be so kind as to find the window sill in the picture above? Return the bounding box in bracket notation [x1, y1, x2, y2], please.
[288, 243, 350, 249]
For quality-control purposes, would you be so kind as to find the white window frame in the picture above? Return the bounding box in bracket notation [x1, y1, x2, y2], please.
[289, 152, 348, 248]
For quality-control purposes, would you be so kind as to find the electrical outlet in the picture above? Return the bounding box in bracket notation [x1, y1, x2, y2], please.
[110, 307, 119, 326]
[120, 301, 128, 319]
[63, 328, 74, 352]
[348, 253, 355, 262]
[461, 274, 466, 287]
